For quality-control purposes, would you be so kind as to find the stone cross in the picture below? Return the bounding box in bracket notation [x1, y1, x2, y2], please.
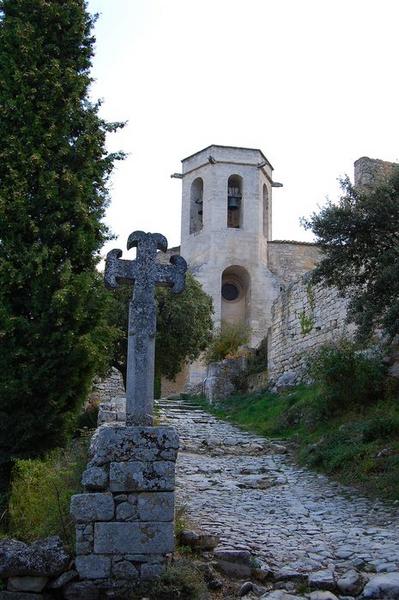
[104, 231, 187, 426]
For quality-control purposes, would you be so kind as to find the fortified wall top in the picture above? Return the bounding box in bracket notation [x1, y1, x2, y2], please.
[354, 156, 398, 189]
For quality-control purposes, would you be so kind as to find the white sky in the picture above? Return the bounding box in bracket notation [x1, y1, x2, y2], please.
[87, 0, 399, 256]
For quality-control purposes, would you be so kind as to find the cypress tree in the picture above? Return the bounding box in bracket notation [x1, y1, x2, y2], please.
[0, 0, 123, 487]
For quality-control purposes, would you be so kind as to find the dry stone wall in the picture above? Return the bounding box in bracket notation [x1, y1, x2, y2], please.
[88, 368, 125, 406]
[269, 275, 354, 384]
[69, 397, 178, 596]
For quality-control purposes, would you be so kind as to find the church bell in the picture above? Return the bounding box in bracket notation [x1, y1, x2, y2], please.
[195, 197, 203, 215]
[227, 187, 241, 210]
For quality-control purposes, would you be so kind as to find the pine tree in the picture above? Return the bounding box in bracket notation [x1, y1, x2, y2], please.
[0, 0, 123, 487]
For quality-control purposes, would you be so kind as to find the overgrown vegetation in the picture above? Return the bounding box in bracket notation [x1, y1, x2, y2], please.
[299, 310, 314, 335]
[303, 170, 399, 341]
[0, 0, 123, 490]
[190, 342, 399, 501]
[307, 339, 387, 410]
[129, 559, 208, 600]
[2, 436, 89, 548]
[205, 320, 250, 364]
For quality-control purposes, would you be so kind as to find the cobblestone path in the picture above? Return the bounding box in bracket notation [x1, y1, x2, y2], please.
[159, 398, 399, 577]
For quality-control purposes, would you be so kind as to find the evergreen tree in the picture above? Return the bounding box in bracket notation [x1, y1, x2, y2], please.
[0, 0, 123, 487]
[110, 273, 213, 389]
[303, 171, 399, 341]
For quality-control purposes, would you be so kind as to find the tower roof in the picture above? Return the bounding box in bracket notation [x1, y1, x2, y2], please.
[181, 144, 273, 170]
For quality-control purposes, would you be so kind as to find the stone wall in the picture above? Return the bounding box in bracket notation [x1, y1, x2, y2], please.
[204, 356, 247, 403]
[268, 275, 354, 384]
[268, 241, 321, 286]
[69, 397, 178, 596]
[354, 156, 398, 189]
[88, 368, 125, 406]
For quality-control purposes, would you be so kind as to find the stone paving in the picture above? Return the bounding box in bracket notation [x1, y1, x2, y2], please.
[159, 398, 399, 577]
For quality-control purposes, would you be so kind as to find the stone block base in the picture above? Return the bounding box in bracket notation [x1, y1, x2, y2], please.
[70, 423, 178, 584]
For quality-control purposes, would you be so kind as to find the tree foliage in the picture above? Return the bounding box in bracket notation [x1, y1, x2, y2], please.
[110, 272, 213, 385]
[303, 171, 399, 341]
[0, 0, 123, 485]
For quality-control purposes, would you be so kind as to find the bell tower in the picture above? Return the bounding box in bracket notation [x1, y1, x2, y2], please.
[179, 145, 279, 346]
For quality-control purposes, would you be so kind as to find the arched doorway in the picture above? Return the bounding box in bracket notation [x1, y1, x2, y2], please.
[221, 265, 250, 325]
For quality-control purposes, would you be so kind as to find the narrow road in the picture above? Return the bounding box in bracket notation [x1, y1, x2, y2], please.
[159, 397, 399, 576]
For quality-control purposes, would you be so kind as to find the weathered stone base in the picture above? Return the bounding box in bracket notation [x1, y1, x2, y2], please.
[70, 423, 178, 586]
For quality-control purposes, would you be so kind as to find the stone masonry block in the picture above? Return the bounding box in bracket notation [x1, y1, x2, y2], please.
[75, 554, 111, 579]
[137, 492, 174, 521]
[76, 524, 93, 555]
[109, 461, 175, 492]
[70, 493, 114, 523]
[115, 501, 138, 521]
[8, 576, 48, 592]
[81, 467, 108, 491]
[124, 554, 166, 563]
[94, 522, 174, 555]
[89, 426, 179, 466]
[112, 560, 139, 580]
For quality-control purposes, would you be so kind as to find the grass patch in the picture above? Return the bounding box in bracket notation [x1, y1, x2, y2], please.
[188, 385, 399, 502]
[128, 559, 208, 599]
[3, 435, 89, 549]
[190, 385, 327, 438]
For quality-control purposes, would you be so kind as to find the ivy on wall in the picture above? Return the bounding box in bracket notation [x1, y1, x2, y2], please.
[299, 281, 316, 335]
[299, 310, 314, 335]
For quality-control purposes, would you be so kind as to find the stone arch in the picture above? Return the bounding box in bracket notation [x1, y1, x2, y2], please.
[221, 265, 250, 325]
[190, 177, 203, 234]
[227, 174, 242, 229]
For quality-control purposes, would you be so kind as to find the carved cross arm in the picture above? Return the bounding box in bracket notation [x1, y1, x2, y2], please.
[156, 255, 188, 294]
[104, 248, 138, 289]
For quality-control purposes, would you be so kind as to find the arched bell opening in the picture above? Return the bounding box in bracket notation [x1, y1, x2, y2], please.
[190, 177, 203, 234]
[227, 175, 242, 229]
[220, 265, 250, 326]
[263, 183, 269, 238]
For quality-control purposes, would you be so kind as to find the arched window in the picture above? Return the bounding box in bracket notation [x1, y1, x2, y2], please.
[189, 177, 203, 234]
[227, 175, 242, 228]
[263, 184, 269, 238]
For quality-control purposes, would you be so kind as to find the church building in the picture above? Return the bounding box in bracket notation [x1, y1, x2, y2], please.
[163, 144, 321, 393]
[161, 146, 397, 395]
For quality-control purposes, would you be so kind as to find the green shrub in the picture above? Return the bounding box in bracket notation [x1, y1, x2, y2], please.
[301, 434, 366, 474]
[154, 561, 207, 599]
[130, 560, 208, 600]
[74, 405, 99, 432]
[307, 340, 386, 411]
[7, 439, 89, 547]
[276, 386, 329, 431]
[362, 415, 399, 442]
[205, 320, 250, 364]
